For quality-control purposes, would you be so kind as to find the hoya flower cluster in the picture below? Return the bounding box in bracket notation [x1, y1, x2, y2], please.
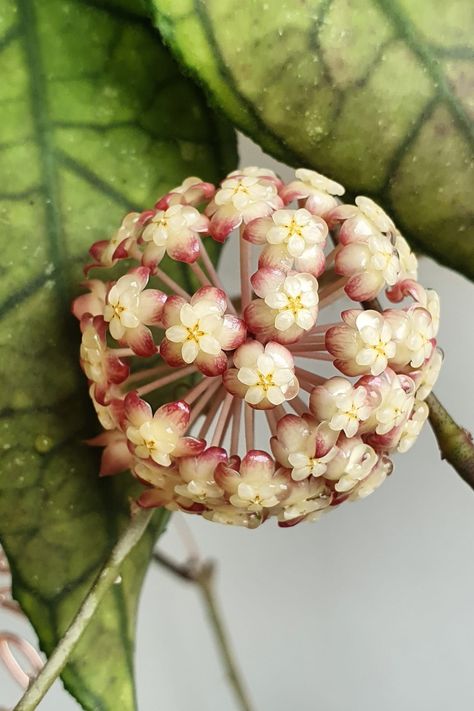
[73, 167, 442, 528]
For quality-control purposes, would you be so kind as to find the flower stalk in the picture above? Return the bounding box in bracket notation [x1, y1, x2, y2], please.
[13, 508, 155, 711]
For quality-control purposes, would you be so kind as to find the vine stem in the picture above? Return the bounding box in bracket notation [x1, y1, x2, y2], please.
[13, 508, 154, 711]
[426, 393, 474, 490]
[153, 550, 255, 711]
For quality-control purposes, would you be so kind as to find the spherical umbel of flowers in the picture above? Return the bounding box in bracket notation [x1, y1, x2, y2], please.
[74, 166, 442, 529]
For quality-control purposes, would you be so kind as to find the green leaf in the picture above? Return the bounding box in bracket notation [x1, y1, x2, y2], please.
[150, 0, 474, 280]
[0, 0, 236, 709]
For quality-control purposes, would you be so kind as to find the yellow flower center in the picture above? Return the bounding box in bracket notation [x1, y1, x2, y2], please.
[287, 218, 303, 239]
[346, 407, 359, 421]
[186, 324, 204, 342]
[233, 181, 249, 196]
[285, 294, 303, 316]
[257, 372, 276, 392]
[144, 439, 156, 452]
[374, 341, 388, 355]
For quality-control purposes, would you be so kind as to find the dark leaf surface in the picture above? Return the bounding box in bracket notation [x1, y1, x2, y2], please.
[0, 0, 236, 708]
[151, 0, 474, 279]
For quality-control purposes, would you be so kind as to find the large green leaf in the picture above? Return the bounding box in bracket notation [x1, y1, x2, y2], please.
[0, 0, 236, 709]
[150, 0, 474, 280]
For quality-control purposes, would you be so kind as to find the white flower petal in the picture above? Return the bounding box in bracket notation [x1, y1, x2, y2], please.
[275, 310, 295, 331]
[238, 367, 260, 386]
[265, 293, 289, 310]
[181, 339, 199, 363]
[180, 303, 198, 327]
[284, 276, 302, 298]
[109, 317, 125, 340]
[166, 325, 188, 343]
[287, 234, 306, 257]
[291, 466, 311, 481]
[272, 368, 293, 386]
[245, 386, 265, 404]
[267, 386, 286, 405]
[121, 312, 140, 329]
[257, 354, 275, 376]
[199, 314, 222, 333]
[296, 310, 315, 330]
[288, 452, 309, 468]
[199, 334, 221, 356]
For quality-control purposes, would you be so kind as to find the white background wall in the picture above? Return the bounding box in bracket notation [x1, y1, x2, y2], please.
[2, 136, 474, 711]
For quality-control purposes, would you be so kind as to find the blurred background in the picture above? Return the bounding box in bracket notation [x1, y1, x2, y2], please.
[1, 135, 474, 711]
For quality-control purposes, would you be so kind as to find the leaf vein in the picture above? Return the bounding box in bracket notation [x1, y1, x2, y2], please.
[374, 0, 474, 145]
[57, 149, 139, 212]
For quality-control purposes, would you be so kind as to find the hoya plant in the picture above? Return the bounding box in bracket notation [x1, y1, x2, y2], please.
[0, 1, 472, 710]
